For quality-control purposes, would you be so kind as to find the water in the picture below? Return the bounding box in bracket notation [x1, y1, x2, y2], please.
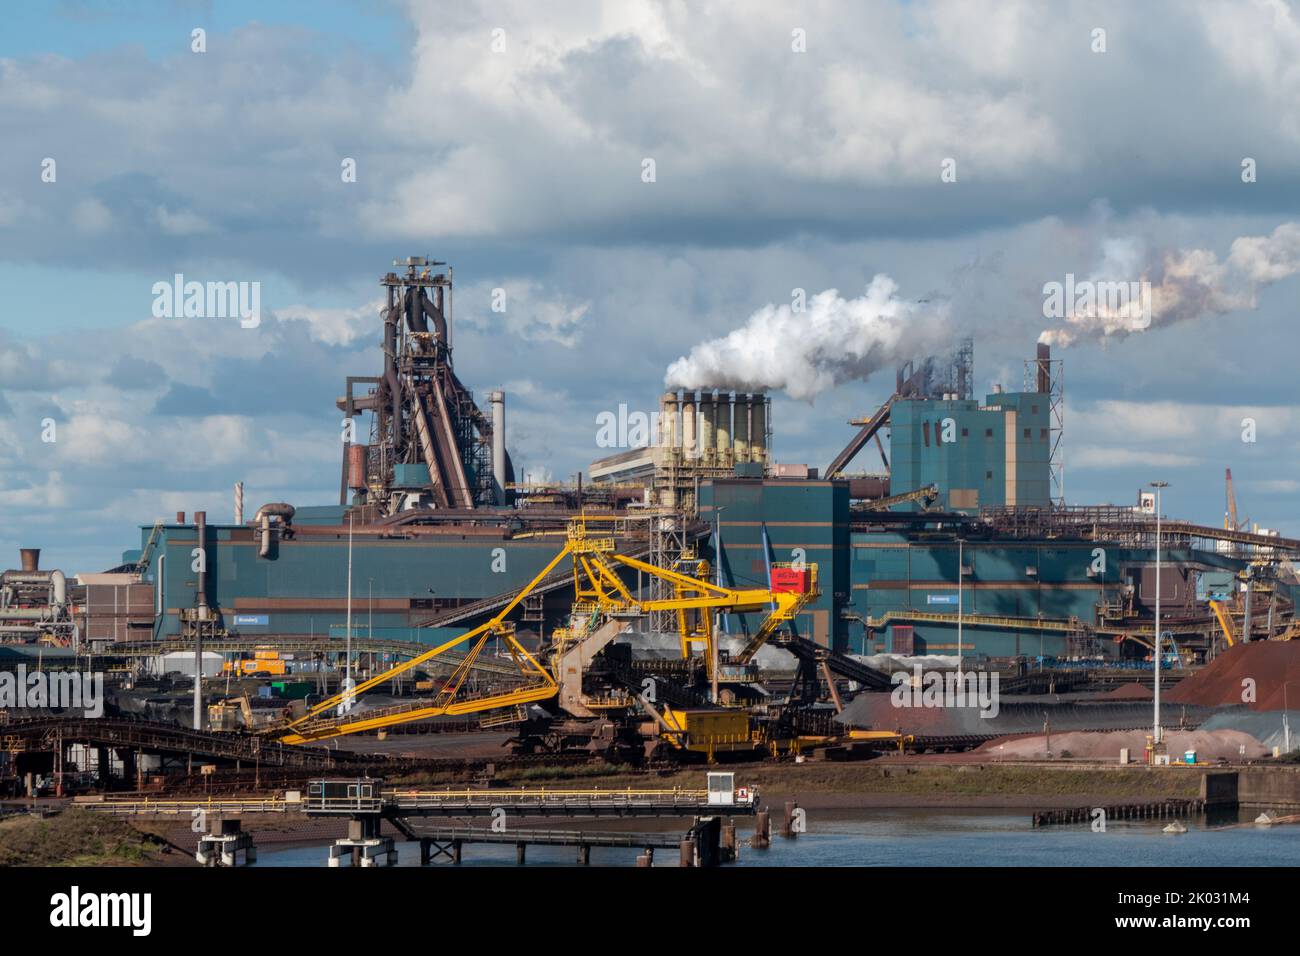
[254, 807, 1300, 867]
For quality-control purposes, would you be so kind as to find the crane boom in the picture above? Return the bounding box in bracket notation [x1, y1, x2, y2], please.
[271, 516, 817, 744]
[1225, 468, 1239, 532]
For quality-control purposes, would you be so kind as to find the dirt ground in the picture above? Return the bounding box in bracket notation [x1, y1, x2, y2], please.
[0, 808, 183, 867]
[391, 760, 1207, 811]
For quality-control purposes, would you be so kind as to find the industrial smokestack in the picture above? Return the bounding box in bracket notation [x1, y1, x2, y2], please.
[751, 393, 768, 464]
[19, 549, 38, 572]
[733, 393, 751, 463]
[682, 391, 697, 457]
[193, 510, 207, 733]
[194, 511, 208, 614]
[699, 391, 715, 460]
[234, 482, 244, 525]
[1036, 343, 1051, 393]
[659, 392, 680, 452]
[489, 390, 506, 505]
[715, 392, 732, 461]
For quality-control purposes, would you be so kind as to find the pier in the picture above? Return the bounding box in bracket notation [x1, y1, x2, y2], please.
[1031, 798, 1205, 827]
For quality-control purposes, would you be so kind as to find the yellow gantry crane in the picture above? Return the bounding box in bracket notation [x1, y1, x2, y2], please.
[272, 516, 817, 744]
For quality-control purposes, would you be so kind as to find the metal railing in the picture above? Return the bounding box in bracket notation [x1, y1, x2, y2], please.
[79, 795, 297, 816]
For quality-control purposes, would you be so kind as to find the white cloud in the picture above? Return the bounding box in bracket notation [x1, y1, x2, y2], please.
[1070, 446, 1200, 470]
[72, 198, 112, 235]
[275, 299, 383, 347]
[155, 205, 213, 236]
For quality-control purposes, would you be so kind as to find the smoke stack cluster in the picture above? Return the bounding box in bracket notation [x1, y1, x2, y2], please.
[657, 389, 769, 468]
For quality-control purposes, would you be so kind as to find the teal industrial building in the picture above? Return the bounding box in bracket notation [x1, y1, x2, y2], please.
[700, 476, 1251, 659]
[890, 391, 1051, 512]
[122, 384, 1263, 666]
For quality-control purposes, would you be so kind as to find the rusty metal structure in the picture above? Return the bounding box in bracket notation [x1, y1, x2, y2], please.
[337, 257, 512, 513]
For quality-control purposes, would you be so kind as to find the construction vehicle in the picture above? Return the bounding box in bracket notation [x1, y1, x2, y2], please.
[222, 658, 288, 678]
[208, 694, 290, 731]
[268, 516, 818, 758]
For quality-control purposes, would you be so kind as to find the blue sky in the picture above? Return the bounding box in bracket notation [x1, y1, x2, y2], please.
[2, 0, 1300, 572]
[0, 1, 408, 60]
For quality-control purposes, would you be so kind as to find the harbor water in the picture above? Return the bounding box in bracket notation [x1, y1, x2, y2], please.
[254, 807, 1300, 867]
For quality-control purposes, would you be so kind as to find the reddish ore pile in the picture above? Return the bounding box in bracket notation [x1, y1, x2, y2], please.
[1165, 642, 1300, 711]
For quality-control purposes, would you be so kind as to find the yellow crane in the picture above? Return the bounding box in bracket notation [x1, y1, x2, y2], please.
[1209, 599, 1236, 647]
[272, 516, 817, 744]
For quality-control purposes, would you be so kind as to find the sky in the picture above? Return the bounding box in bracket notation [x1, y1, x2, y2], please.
[2, 0, 1300, 573]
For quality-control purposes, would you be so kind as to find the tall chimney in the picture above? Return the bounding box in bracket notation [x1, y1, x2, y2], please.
[489, 390, 506, 505]
[698, 391, 715, 460]
[193, 510, 207, 732]
[234, 482, 245, 524]
[682, 391, 697, 457]
[19, 549, 39, 572]
[733, 393, 752, 463]
[194, 511, 208, 614]
[751, 393, 768, 464]
[659, 391, 680, 456]
[715, 392, 732, 462]
[1036, 343, 1051, 393]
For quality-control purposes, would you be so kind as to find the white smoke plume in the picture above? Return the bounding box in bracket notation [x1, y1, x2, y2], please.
[1040, 222, 1300, 347]
[664, 275, 949, 401]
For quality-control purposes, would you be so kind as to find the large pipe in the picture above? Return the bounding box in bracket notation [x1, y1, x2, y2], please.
[253, 503, 296, 524]
[427, 288, 448, 343]
[384, 288, 401, 455]
[1, 572, 53, 585]
[254, 503, 294, 559]
[489, 390, 506, 504]
[19, 549, 38, 572]
[405, 287, 427, 334]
